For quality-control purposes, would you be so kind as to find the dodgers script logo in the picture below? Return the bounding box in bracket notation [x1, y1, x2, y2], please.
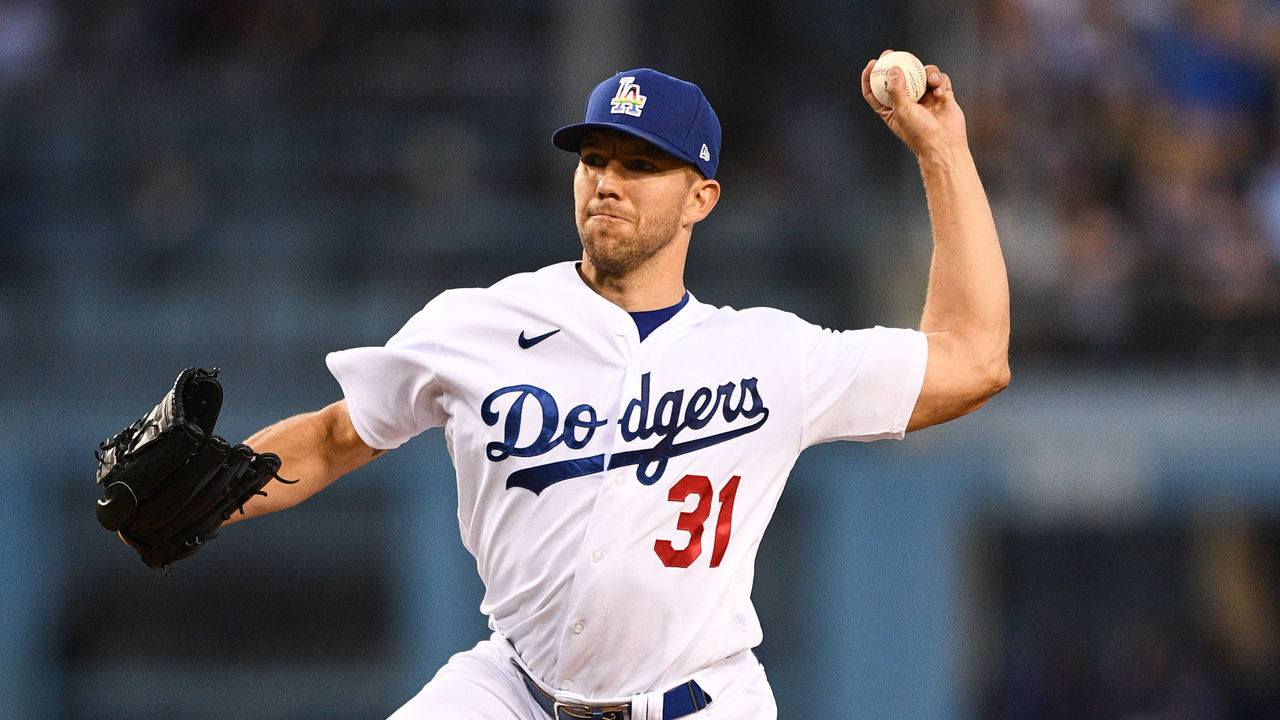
[481, 372, 769, 494]
[610, 76, 646, 117]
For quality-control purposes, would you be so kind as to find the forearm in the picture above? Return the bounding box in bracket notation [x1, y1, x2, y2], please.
[917, 144, 1010, 372]
[230, 400, 378, 522]
[900, 143, 1010, 431]
[860, 53, 1011, 430]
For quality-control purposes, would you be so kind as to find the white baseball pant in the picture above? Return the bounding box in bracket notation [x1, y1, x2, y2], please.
[387, 632, 777, 719]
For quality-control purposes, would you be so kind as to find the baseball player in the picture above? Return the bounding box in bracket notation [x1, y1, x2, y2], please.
[229, 56, 1009, 719]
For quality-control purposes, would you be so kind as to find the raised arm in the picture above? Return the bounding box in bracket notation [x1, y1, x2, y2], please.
[229, 399, 382, 521]
[860, 52, 1011, 432]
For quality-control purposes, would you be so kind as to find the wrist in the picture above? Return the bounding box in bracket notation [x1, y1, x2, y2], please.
[916, 142, 974, 174]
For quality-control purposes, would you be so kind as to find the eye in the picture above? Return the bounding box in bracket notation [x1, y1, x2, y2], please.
[580, 151, 606, 168]
[625, 158, 659, 173]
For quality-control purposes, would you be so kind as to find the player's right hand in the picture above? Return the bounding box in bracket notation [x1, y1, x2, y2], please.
[861, 50, 968, 160]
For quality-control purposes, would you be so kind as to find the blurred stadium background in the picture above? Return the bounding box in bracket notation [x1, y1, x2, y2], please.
[3, 1, 1280, 718]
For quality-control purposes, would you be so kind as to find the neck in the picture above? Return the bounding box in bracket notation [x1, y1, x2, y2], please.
[577, 252, 688, 312]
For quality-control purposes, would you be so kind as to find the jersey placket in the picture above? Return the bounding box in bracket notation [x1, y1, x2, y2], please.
[544, 306, 641, 695]
[545, 292, 707, 695]
[548, 306, 700, 695]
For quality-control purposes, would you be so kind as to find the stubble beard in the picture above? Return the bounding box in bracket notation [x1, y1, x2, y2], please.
[577, 202, 684, 277]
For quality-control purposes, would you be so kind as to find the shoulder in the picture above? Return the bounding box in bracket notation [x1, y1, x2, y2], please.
[389, 263, 581, 346]
[486, 262, 573, 292]
[419, 262, 579, 314]
[690, 301, 921, 354]
[663, 301, 818, 357]
[694, 301, 812, 332]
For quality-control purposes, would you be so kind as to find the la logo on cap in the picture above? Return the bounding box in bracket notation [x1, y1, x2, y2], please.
[610, 76, 646, 117]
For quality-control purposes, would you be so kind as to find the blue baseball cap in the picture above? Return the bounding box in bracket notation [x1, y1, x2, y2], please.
[553, 68, 721, 179]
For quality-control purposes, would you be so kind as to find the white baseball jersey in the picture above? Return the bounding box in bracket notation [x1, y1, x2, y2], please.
[326, 261, 927, 701]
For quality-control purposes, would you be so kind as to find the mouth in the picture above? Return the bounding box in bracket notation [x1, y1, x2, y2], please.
[586, 205, 632, 224]
[589, 214, 628, 225]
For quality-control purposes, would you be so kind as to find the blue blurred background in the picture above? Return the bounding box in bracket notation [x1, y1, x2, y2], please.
[4, 1, 1280, 718]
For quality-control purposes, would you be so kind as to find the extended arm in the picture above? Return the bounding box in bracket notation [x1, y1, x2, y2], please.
[861, 53, 1011, 431]
[228, 399, 382, 522]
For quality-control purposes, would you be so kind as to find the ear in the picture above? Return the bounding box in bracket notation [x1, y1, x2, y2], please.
[683, 177, 721, 226]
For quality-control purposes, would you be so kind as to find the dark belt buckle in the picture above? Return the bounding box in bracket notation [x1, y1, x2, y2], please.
[553, 701, 629, 720]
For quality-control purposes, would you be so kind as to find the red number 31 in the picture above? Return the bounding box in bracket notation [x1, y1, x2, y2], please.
[654, 474, 741, 568]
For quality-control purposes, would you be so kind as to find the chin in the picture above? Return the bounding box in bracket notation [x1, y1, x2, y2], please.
[582, 251, 631, 276]
[582, 243, 643, 276]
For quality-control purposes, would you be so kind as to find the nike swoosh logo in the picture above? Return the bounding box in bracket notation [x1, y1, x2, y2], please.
[518, 328, 561, 349]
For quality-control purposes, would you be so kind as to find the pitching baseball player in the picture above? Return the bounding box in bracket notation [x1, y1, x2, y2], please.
[228, 55, 1009, 718]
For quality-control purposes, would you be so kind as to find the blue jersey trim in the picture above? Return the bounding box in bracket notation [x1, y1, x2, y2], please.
[629, 292, 690, 341]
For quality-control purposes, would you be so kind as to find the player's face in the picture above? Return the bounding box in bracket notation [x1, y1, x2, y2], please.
[574, 130, 700, 276]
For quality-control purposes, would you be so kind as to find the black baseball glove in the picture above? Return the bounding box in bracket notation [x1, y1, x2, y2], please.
[94, 367, 293, 572]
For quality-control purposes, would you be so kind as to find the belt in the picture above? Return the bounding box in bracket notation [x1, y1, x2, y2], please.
[512, 661, 712, 720]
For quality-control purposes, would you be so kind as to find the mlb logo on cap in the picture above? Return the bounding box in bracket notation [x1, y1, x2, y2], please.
[610, 76, 647, 117]
[553, 68, 722, 179]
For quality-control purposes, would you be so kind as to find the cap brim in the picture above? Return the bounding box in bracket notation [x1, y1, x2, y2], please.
[552, 122, 702, 173]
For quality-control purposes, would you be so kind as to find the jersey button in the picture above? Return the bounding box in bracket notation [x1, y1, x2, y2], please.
[591, 549, 603, 563]
[572, 620, 585, 634]
[614, 324, 628, 336]
[559, 680, 573, 691]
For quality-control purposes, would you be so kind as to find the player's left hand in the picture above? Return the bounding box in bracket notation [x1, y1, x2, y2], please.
[94, 367, 294, 572]
[861, 50, 968, 159]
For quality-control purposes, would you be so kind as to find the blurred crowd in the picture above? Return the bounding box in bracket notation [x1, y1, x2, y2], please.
[969, 5, 1280, 716]
[968, 0, 1280, 365]
[2, 0, 1277, 378]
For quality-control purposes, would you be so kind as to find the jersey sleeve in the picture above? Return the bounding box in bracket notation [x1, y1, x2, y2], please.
[325, 298, 452, 450]
[798, 324, 927, 448]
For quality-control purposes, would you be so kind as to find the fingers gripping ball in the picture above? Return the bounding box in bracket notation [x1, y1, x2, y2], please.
[870, 51, 927, 106]
[94, 367, 295, 572]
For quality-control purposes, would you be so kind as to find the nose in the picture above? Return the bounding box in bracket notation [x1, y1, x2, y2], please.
[594, 159, 624, 198]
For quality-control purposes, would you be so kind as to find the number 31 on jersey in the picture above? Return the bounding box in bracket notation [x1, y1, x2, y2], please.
[654, 474, 741, 568]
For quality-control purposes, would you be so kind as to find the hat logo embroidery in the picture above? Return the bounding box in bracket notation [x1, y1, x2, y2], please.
[700, 144, 711, 162]
[610, 76, 646, 117]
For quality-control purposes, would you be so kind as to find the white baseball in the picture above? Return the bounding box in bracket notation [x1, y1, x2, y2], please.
[869, 51, 927, 106]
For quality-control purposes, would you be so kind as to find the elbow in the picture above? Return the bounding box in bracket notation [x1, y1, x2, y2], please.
[977, 344, 1011, 400]
[946, 359, 1007, 425]
[989, 354, 1011, 397]
[910, 331, 1009, 432]
[965, 354, 1009, 416]
[959, 346, 1010, 416]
